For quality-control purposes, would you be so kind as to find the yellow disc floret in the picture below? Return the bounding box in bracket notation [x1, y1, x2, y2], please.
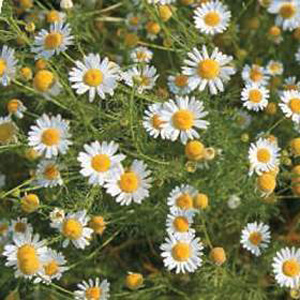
[44, 32, 63, 49]
[257, 148, 271, 163]
[33, 70, 55, 92]
[172, 110, 194, 130]
[42, 128, 61, 146]
[282, 259, 300, 277]
[209, 247, 226, 266]
[289, 98, 300, 114]
[62, 218, 83, 240]
[119, 172, 139, 193]
[0, 59, 7, 76]
[172, 242, 191, 262]
[204, 11, 221, 26]
[197, 59, 220, 79]
[91, 154, 111, 172]
[125, 273, 144, 290]
[279, 3, 296, 19]
[21, 193, 40, 213]
[176, 193, 193, 210]
[17, 244, 40, 275]
[173, 216, 189, 232]
[249, 232, 263, 246]
[83, 69, 103, 87]
[249, 89, 263, 103]
[85, 287, 102, 300]
[44, 260, 59, 276]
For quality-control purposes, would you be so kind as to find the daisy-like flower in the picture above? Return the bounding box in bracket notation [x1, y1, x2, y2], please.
[31, 22, 73, 59]
[143, 103, 167, 139]
[279, 90, 300, 123]
[50, 208, 65, 227]
[268, 1, 300, 31]
[0, 116, 17, 145]
[105, 159, 152, 206]
[283, 76, 300, 92]
[35, 159, 63, 188]
[272, 247, 300, 288]
[45, 10, 66, 24]
[266, 60, 284, 76]
[7, 99, 27, 119]
[53, 210, 93, 249]
[77, 141, 125, 186]
[10, 218, 33, 237]
[248, 137, 281, 176]
[233, 109, 252, 129]
[130, 47, 153, 63]
[126, 13, 143, 31]
[0, 45, 18, 86]
[167, 184, 198, 214]
[28, 114, 72, 158]
[240, 222, 271, 256]
[167, 74, 193, 96]
[166, 210, 196, 239]
[296, 47, 300, 64]
[193, 0, 231, 35]
[242, 64, 269, 86]
[3, 231, 47, 279]
[34, 248, 68, 284]
[160, 233, 203, 274]
[160, 96, 209, 144]
[122, 65, 159, 94]
[182, 46, 235, 95]
[241, 83, 270, 111]
[74, 278, 110, 300]
[69, 53, 119, 102]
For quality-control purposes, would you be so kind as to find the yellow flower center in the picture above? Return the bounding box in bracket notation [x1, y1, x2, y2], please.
[174, 75, 188, 87]
[270, 63, 281, 73]
[85, 287, 102, 300]
[282, 259, 300, 277]
[257, 173, 276, 192]
[249, 89, 263, 103]
[257, 148, 271, 163]
[89, 216, 106, 235]
[21, 193, 40, 213]
[91, 154, 111, 172]
[146, 21, 161, 35]
[7, 99, 20, 114]
[126, 273, 144, 290]
[250, 68, 263, 82]
[204, 11, 221, 26]
[185, 140, 205, 161]
[62, 218, 83, 240]
[41, 128, 61, 146]
[44, 164, 59, 180]
[44, 32, 63, 49]
[249, 232, 263, 246]
[119, 172, 139, 193]
[14, 222, 27, 233]
[0, 59, 7, 76]
[44, 260, 59, 276]
[172, 110, 194, 130]
[17, 244, 40, 275]
[197, 59, 220, 79]
[285, 84, 298, 91]
[289, 98, 300, 114]
[33, 70, 55, 92]
[151, 114, 164, 130]
[84, 69, 103, 87]
[176, 193, 193, 210]
[279, 3, 296, 19]
[0, 122, 16, 144]
[172, 242, 191, 262]
[129, 16, 140, 26]
[46, 10, 60, 23]
[173, 216, 189, 232]
[136, 51, 148, 61]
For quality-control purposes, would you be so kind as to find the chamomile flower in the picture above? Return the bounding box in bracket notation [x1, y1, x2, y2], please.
[167, 184, 198, 213]
[122, 65, 159, 94]
[105, 159, 152, 206]
[50, 208, 65, 227]
[74, 278, 110, 300]
[69, 53, 120, 102]
[126, 13, 142, 31]
[241, 83, 270, 111]
[248, 137, 281, 176]
[31, 22, 73, 59]
[35, 159, 63, 188]
[130, 47, 153, 63]
[7, 99, 27, 119]
[160, 96, 209, 144]
[0, 45, 18, 86]
[279, 90, 300, 123]
[10, 218, 33, 237]
[160, 233, 203, 274]
[34, 248, 68, 284]
[143, 103, 167, 139]
[268, 1, 300, 31]
[77, 141, 125, 186]
[272, 247, 300, 288]
[167, 74, 192, 96]
[193, 0, 231, 35]
[0, 116, 17, 145]
[3, 231, 47, 279]
[283, 76, 300, 91]
[54, 210, 93, 249]
[242, 64, 269, 86]
[166, 210, 195, 239]
[266, 60, 284, 76]
[182, 46, 235, 94]
[240, 222, 271, 256]
[296, 47, 300, 64]
[28, 114, 72, 158]
[45, 10, 66, 24]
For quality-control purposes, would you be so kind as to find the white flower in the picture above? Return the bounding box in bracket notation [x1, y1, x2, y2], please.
[167, 74, 192, 96]
[240, 222, 271, 256]
[0, 45, 18, 86]
[160, 96, 209, 144]
[296, 47, 300, 64]
[266, 60, 284, 76]
[130, 47, 153, 63]
[182, 46, 235, 94]
[32, 22, 73, 60]
[105, 159, 152, 206]
[53, 210, 93, 249]
[160, 233, 203, 274]
[122, 65, 158, 94]
[279, 90, 300, 124]
[167, 184, 198, 214]
[248, 137, 281, 176]
[272, 247, 300, 288]
[28, 114, 72, 159]
[35, 159, 63, 188]
[0, 0, 3, 14]
[77, 140, 125, 186]
[60, 0, 73, 9]
[283, 76, 300, 92]
[241, 83, 270, 111]
[3, 231, 48, 279]
[74, 278, 110, 300]
[10, 218, 33, 237]
[69, 53, 119, 102]
[50, 208, 65, 227]
[194, 0, 231, 35]
[7, 99, 27, 119]
[227, 194, 241, 209]
[242, 64, 269, 86]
